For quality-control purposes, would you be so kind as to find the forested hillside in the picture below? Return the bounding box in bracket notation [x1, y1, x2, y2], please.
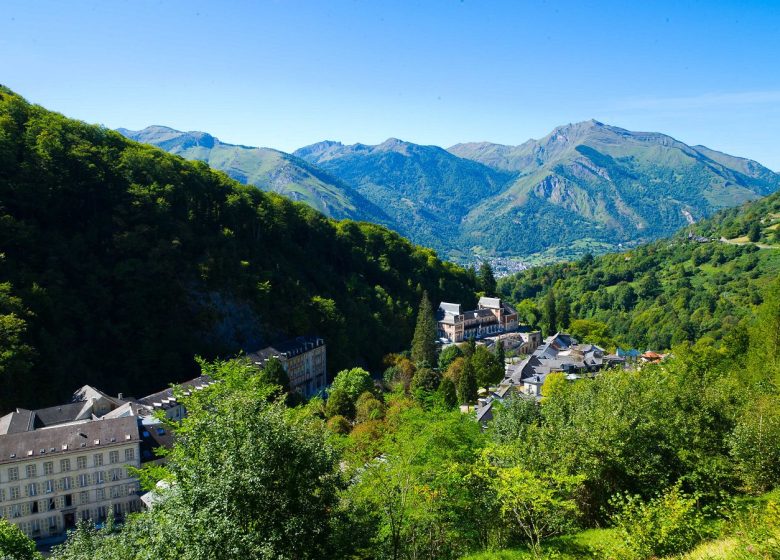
[0, 87, 477, 412]
[498, 191, 780, 350]
[117, 126, 390, 224]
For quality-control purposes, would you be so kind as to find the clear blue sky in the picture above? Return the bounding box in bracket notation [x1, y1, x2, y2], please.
[2, 0, 779, 169]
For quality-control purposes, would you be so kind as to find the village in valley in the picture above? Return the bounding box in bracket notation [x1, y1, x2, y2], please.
[0, 283, 670, 547]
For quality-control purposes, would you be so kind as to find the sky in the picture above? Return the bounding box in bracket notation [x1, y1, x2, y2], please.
[2, 0, 779, 169]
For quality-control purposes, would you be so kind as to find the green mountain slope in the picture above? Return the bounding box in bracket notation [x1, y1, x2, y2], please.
[117, 126, 389, 223]
[498, 190, 780, 350]
[0, 87, 477, 412]
[452, 120, 780, 261]
[294, 139, 515, 259]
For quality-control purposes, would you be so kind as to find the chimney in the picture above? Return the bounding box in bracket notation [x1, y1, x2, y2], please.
[117, 393, 124, 400]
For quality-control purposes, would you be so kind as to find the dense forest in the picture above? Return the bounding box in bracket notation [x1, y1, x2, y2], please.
[6, 275, 775, 560]
[0, 87, 477, 412]
[498, 190, 780, 350]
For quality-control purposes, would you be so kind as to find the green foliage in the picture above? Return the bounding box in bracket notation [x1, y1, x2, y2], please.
[326, 367, 373, 420]
[346, 400, 488, 559]
[543, 290, 557, 337]
[437, 376, 458, 409]
[729, 395, 780, 493]
[438, 344, 463, 371]
[491, 395, 540, 445]
[355, 391, 385, 423]
[478, 262, 497, 295]
[326, 414, 351, 435]
[411, 291, 437, 367]
[54, 358, 345, 560]
[610, 486, 707, 558]
[457, 359, 478, 405]
[0, 518, 41, 560]
[499, 192, 780, 351]
[471, 345, 503, 391]
[257, 356, 289, 393]
[475, 444, 584, 558]
[0, 88, 477, 411]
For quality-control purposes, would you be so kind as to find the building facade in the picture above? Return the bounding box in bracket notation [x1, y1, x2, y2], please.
[0, 376, 204, 542]
[246, 336, 326, 397]
[437, 297, 519, 343]
[0, 395, 143, 541]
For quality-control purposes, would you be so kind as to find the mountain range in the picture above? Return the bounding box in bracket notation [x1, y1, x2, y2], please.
[120, 121, 780, 263]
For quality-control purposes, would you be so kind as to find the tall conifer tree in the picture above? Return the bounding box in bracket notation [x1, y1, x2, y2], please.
[411, 291, 437, 367]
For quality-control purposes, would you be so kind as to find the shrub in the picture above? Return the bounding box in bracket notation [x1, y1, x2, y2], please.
[611, 486, 707, 558]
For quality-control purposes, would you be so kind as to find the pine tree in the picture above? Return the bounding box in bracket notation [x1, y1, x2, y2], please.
[478, 261, 497, 295]
[495, 338, 506, 369]
[544, 289, 557, 337]
[411, 291, 437, 367]
[438, 377, 458, 409]
[457, 358, 478, 405]
[557, 294, 571, 331]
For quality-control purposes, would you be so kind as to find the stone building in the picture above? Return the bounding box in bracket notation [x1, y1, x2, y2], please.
[437, 297, 519, 343]
[246, 336, 326, 397]
[0, 377, 203, 542]
[0, 389, 143, 541]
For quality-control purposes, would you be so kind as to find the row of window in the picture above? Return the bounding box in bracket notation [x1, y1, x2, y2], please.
[11, 498, 142, 538]
[0, 483, 139, 519]
[2, 448, 136, 483]
[0, 468, 129, 502]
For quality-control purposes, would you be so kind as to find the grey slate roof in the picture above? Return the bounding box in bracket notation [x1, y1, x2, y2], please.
[0, 415, 141, 465]
[135, 375, 215, 410]
[245, 336, 325, 366]
[0, 409, 36, 435]
[478, 297, 502, 309]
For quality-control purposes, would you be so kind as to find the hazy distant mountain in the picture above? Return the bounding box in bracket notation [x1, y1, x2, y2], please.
[117, 126, 388, 223]
[448, 120, 780, 260]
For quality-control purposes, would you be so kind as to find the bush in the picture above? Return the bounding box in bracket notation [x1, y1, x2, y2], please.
[611, 486, 707, 558]
[326, 415, 351, 435]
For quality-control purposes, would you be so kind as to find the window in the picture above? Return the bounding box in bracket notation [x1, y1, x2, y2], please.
[60, 458, 71, 472]
[95, 471, 104, 484]
[8, 467, 19, 481]
[10, 487, 20, 500]
[61, 476, 72, 491]
[124, 448, 135, 462]
[47, 498, 55, 511]
[26, 483, 38, 497]
[109, 451, 119, 464]
[78, 474, 89, 488]
[77, 456, 87, 470]
[11, 505, 21, 518]
[0, 488, 5, 502]
[95, 488, 105, 501]
[43, 462, 54, 476]
[109, 469, 121, 482]
[25, 464, 37, 478]
[80, 509, 90, 521]
[48, 515, 57, 531]
[93, 454, 103, 467]
[44, 480, 54, 494]
[79, 491, 89, 505]
[110, 486, 121, 499]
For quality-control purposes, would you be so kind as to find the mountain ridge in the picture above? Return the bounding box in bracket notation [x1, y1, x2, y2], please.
[122, 121, 780, 263]
[117, 126, 391, 224]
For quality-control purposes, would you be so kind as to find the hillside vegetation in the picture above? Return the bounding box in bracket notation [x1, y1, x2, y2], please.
[498, 190, 780, 350]
[0, 87, 477, 412]
[117, 126, 390, 223]
[44, 276, 780, 560]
